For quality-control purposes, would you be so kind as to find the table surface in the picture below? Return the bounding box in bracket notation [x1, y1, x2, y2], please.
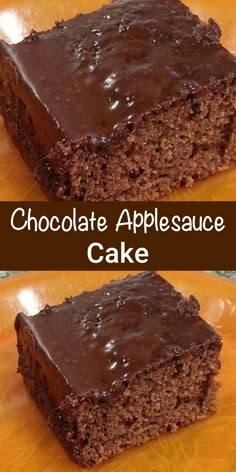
[0, 0, 236, 200]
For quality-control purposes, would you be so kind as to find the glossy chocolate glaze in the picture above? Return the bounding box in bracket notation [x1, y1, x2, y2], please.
[1, 0, 236, 142]
[15, 273, 221, 397]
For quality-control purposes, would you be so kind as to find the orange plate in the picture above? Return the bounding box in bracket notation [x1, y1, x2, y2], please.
[0, 270, 236, 472]
[0, 1, 236, 200]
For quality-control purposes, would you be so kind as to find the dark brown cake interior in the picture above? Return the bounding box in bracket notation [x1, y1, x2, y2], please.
[15, 273, 222, 467]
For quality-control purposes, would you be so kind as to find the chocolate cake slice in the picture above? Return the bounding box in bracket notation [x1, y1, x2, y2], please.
[1, 0, 236, 200]
[15, 272, 222, 467]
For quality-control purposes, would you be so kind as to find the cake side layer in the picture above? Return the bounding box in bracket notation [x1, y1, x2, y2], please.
[0, 53, 63, 196]
[16, 328, 221, 467]
[0, 41, 64, 152]
[15, 313, 73, 405]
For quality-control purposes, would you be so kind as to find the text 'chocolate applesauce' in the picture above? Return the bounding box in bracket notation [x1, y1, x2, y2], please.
[10, 208, 225, 234]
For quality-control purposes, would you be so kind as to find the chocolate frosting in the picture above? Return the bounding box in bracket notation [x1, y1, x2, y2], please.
[1, 0, 236, 142]
[15, 272, 221, 397]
